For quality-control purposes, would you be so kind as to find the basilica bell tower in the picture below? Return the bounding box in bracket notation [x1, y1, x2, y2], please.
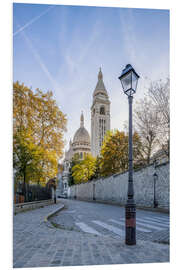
[91, 68, 110, 157]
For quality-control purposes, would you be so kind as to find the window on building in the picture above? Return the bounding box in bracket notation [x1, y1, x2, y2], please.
[100, 106, 105, 115]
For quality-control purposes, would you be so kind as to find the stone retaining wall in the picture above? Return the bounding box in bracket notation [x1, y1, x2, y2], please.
[14, 199, 54, 214]
[69, 162, 169, 210]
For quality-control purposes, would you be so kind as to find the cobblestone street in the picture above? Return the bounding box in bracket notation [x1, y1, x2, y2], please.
[52, 199, 169, 244]
[13, 199, 169, 268]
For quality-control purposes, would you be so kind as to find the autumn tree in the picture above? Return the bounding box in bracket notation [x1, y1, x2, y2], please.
[92, 156, 101, 179]
[72, 154, 96, 184]
[134, 78, 170, 162]
[100, 130, 143, 177]
[148, 78, 169, 157]
[32, 88, 66, 157]
[68, 156, 81, 186]
[134, 98, 159, 164]
[13, 129, 45, 196]
[13, 81, 67, 193]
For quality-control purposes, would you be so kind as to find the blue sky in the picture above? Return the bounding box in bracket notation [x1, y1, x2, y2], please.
[13, 3, 169, 153]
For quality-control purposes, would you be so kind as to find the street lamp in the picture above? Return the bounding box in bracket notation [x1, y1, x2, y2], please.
[118, 64, 140, 245]
[153, 172, 158, 208]
[153, 159, 158, 208]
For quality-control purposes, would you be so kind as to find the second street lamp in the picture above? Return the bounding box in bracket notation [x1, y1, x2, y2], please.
[118, 64, 140, 245]
[153, 172, 158, 208]
[153, 159, 158, 208]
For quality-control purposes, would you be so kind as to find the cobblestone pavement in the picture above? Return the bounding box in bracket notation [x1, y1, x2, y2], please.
[52, 199, 170, 244]
[13, 200, 169, 268]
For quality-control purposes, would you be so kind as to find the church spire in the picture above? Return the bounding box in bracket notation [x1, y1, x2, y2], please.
[98, 67, 103, 80]
[93, 67, 107, 97]
[80, 111, 84, 127]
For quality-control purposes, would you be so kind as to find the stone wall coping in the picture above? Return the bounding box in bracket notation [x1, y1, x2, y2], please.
[14, 199, 54, 214]
[15, 199, 53, 208]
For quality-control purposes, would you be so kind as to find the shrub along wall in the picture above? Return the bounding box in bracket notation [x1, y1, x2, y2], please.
[69, 162, 169, 210]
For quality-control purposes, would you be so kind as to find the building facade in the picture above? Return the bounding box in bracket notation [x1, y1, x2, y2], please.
[91, 68, 110, 157]
[64, 112, 91, 161]
[58, 68, 111, 196]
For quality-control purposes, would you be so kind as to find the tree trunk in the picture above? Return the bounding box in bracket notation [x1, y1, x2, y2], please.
[23, 167, 26, 201]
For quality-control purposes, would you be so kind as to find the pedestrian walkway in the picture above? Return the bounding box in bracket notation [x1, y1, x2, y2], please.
[74, 215, 169, 244]
[13, 202, 169, 268]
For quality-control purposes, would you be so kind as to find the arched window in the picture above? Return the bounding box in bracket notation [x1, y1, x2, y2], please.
[80, 152, 83, 159]
[100, 106, 105, 115]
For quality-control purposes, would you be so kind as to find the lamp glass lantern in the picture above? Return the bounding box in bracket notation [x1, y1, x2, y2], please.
[118, 64, 140, 96]
[153, 172, 158, 183]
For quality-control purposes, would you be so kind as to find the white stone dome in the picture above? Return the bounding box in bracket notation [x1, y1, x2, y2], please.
[73, 126, 90, 144]
[73, 112, 90, 144]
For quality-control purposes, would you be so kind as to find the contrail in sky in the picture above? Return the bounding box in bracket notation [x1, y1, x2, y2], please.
[14, 17, 59, 92]
[13, 5, 54, 36]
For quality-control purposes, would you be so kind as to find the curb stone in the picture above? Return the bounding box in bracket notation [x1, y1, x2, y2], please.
[44, 204, 65, 228]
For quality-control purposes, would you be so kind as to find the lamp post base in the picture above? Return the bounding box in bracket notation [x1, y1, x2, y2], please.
[125, 200, 136, 245]
[154, 201, 158, 208]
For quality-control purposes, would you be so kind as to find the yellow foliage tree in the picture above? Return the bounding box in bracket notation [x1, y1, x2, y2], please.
[100, 130, 143, 177]
[13, 81, 67, 189]
[72, 154, 96, 184]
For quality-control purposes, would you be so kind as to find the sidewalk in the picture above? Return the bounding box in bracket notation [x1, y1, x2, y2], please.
[13, 201, 169, 268]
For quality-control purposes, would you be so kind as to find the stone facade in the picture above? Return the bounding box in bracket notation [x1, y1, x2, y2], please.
[56, 162, 70, 197]
[69, 162, 169, 210]
[58, 112, 91, 196]
[65, 112, 91, 161]
[59, 69, 111, 194]
[91, 68, 110, 157]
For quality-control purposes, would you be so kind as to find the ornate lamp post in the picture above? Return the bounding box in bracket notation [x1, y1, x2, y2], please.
[118, 64, 140, 245]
